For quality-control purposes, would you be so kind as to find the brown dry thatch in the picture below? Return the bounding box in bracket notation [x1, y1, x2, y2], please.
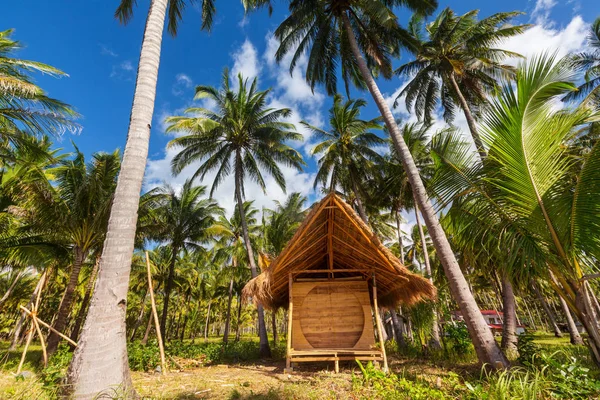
[243, 193, 436, 310]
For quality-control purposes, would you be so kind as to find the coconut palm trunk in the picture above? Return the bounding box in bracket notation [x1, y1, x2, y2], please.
[160, 250, 178, 341]
[47, 247, 86, 355]
[557, 294, 583, 345]
[413, 200, 441, 349]
[0, 270, 23, 311]
[70, 256, 100, 347]
[448, 72, 486, 160]
[341, 12, 508, 368]
[235, 294, 243, 342]
[531, 280, 562, 338]
[66, 0, 168, 396]
[351, 178, 369, 224]
[500, 276, 518, 353]
[235, 155, 271, 357]
[449, 70, 519, 354]
[223, 277, 235, 343]
[130, 288, 149, 342]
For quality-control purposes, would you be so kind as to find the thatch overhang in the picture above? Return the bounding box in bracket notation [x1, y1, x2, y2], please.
[243, 193, 436, 310]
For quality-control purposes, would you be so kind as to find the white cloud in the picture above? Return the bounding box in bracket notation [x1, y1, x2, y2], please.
[231, 39, 261, 84]
[172, 73, 194, 96]
[146, 36, 323, 216]
[144, 146, 316, 217]
[99, 44, 118, 57]
[110, 60, 135, 80]
[531, 0, 557, 25]
[502, 15, 589, 62]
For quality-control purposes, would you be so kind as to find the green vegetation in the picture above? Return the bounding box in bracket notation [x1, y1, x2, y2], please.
[1, 0, 600, 397]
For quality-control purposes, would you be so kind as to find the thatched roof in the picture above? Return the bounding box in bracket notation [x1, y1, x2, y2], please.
[243, 193, 436, 310]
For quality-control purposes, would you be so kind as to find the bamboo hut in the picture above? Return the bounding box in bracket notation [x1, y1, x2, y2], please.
[243, 193, 436, 372]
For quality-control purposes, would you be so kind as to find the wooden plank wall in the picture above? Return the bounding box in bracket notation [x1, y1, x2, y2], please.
[292, 280, 375, 350]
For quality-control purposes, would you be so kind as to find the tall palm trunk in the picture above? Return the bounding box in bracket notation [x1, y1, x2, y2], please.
[204, 300, 212, 341]
[130, 288, 149, 342]
[557, 294, 583, 345]
[448, 72, 486, 160]
[351, 178, 368, 224]
[500, 276, 518, 354]
[395, 210, 405, 263]
[341, 13, 508, 368]
[160, 250, 178, 341]
[531, 280, 562, 338]
[235, 293, 243, 342]
[449, 71, 518, 355]
[223, 277, 235, 344]
[235, 152, 271, 357]
[66, 0, 168, 396]
[70, 256, 100, 347]
[47, 247, 86, 355]
[413, 202, 442, 349]
[0, 270, 23, 311]
[272, 311, 278, 343]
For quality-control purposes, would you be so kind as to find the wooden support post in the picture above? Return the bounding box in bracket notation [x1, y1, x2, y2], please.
[19, 306, 78, 347]
[285, 273, 293, 373]
[334, 351, 339, 373]
[372, 274, 388, 373]
[146, 251, 167, 375]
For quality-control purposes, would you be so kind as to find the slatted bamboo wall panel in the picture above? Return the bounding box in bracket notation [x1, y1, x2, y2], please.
[292, 280, 375, 350]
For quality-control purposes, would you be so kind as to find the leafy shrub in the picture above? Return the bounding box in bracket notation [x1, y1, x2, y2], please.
[353, 361, 446, 400]
[41, 344, 72, 392]
[127, 341, 160, 371]
[516, 333, 540, 367]
[539, 351, 600, 398]
[445, 321, 472, 355]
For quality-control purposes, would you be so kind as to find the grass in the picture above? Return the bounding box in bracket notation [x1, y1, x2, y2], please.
[0, 332, 598, 399]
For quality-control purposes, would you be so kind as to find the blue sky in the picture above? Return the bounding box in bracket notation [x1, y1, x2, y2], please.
[3, 0, 599, 227]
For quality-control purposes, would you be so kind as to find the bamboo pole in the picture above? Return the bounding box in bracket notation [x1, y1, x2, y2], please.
[286, 273, 293, 371]
[19, 306, 78, 347]
[16, 325, 34, 374]
[146, 251, 167, 375]
[372, 274, 388, 373]
[33, 317, 47, 367]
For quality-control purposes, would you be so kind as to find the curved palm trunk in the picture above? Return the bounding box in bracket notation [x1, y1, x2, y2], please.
[389, 309, 406, 347]
[0, 270, 23, 311]
[70, 256, 100, 347]
[160, 250, 178, 342]
[532, 280, 562, 338]
[47, 247, 86, 356]
[448, 73, 487, 160]
[413, 203, 441, 349]
[204, 300, 212, 341]
[66, 0, 168, 396]
[235, 158, 271, 357]
[272, 311, 278, 343]
[500, 277, 518, 354]
[557, 293, 583, 345]
[351, 178, 369, 224]
[395, 211, 405, 263]
[341, 13, 508, 369]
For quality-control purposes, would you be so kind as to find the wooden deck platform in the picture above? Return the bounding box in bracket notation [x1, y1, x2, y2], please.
[288, 348, 383, 373]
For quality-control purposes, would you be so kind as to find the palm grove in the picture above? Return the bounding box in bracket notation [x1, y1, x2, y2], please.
[0, 0, 599, 397]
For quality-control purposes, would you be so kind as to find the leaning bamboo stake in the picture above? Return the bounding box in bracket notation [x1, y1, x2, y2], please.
[372, 274, 388, 373]
[16, 270, 48, 374]
[146, 251, 167, 375]
[33, 317, 47, 367]
[19, 306, 78, 347]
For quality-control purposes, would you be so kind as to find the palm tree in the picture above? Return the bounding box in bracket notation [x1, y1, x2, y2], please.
[566, 17, 600, 107]
[166, 70, 305, 357]
[248, 0, 509, 368]
[22, 147, 120, 356]
[141, 179, 223, 341]
[213, 201, 259, 343]
[429, 54, 600, 364]
[305, 94, 385, 223]
[264, 192, 307, 257]
[395, 9, 528, 159]
[0, 29, 79, 148]
[66, 1, 229, 395]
